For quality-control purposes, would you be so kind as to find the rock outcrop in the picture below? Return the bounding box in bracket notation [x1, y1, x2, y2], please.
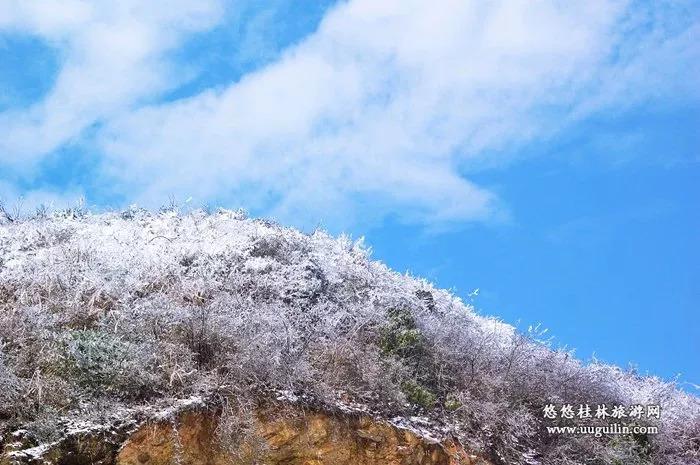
[2, 403, 491, 465]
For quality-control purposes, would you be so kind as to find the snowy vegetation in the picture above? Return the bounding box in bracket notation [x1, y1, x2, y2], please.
[0, 207, 698, 464]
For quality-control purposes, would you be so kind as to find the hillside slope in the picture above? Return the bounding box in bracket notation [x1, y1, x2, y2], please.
[0, 208, 698, 464]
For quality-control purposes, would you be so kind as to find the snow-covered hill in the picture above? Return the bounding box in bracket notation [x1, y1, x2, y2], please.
[0, 208, 697, 464]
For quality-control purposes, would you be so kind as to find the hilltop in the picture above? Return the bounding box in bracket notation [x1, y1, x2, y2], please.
[0, 208, 698, 464]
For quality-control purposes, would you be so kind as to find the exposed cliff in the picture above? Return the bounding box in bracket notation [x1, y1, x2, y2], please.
[117, 405, 488, 465]
[2, 400, 491, 465]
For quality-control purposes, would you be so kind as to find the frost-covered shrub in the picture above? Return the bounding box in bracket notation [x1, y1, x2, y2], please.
[400, 380, 437, 409]
[0, 209, 697, 464]
[0, 351, 21, 417]
[61, 330, 161, 398]
[380, 307, 438, 410]
[63, 330, 129, 390]
[380, 307, 426, 359]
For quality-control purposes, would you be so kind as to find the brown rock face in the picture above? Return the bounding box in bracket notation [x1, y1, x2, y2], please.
[1, 403, 490, 465]
[117, 405, 488, 465]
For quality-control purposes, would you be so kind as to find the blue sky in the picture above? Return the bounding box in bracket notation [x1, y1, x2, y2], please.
[0, 1, 698, 386]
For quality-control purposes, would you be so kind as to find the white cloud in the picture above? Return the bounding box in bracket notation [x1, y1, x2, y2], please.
[0, 0, 223, 167]
[1, 0, 698, 226]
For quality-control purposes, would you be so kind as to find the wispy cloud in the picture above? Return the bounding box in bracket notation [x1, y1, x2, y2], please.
[0, 0, 223, 166]
[1, 0, 698, 227]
